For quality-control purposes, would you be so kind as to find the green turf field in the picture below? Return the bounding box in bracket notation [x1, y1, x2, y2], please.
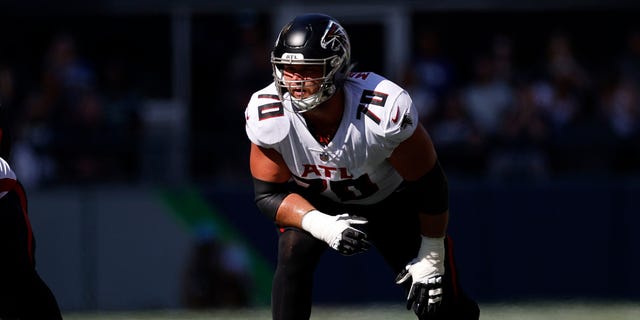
[62, 301, 640, 319]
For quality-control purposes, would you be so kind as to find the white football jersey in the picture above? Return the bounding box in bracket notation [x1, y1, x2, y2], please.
[245, 72, 419, 205]
[0, 157, 17, 199]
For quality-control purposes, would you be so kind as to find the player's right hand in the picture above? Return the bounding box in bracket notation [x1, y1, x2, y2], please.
[301, 210, 371, 255]
[331, 214, 371, 255]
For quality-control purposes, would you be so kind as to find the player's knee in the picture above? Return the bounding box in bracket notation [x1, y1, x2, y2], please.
[277, 230, 322, 273]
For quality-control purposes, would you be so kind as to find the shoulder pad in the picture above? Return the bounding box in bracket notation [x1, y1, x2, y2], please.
[378, 90, 418, 143]
[346, 73, 418, 143]
[245, 84, 291, 147]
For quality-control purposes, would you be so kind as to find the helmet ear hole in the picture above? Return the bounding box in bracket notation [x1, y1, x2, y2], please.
[270, 13, 351, 113]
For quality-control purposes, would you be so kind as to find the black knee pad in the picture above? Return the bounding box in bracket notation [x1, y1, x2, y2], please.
[277, 228, 325, 270]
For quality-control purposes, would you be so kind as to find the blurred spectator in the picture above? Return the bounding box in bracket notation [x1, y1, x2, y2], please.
[57, 90, 112, 182]
[100, 58, 143, 181]
[12, 92, 57, 189]
[0, 63, 55, 188]
[402, 28, 456, 125]
[534, 31, 613, 174]
[430, 90, 486, 175]
[15, 33, 103, 185]
[545, 31, 590, 91]
[13, 32, 145, 185]
[489, 82, 551, 181]
[609, 28, 640, 174]
[533, 31, 590, 133]
[491, 34, 515, 83]
[599, 78, 640, 173]
[40, 33, 96, 121]
[41, 33, 109, 183]
[461, 54, 514, 140]
[601, 79, 640, 141]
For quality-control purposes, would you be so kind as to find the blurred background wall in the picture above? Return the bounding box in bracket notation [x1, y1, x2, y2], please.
[1, 0, 640, 313]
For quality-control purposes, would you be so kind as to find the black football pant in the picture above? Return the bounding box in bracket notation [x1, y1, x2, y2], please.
[271, 189, 479, 320]
[0, 185, 62, 319]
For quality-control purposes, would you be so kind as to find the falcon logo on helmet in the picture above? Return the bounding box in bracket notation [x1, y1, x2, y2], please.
[321, 21, 348, 53]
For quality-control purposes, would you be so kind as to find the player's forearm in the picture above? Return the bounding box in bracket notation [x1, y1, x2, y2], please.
[275, 193, 316, 228]
[419, 210, 449, 238]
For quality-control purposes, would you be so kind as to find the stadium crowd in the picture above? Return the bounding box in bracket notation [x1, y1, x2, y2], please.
[0, 12, 639, 189]
[1, 32, 143, 188]
[402, 25, 640, 181]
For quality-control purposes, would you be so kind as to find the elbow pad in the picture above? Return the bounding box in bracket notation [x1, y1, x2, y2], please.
[407, 160, 449, 215]
[253, 178, 291, 221]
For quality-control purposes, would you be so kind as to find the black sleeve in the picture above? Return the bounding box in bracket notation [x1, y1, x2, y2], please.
[405, 159, 449, 215]
[253, 178, 291, 221]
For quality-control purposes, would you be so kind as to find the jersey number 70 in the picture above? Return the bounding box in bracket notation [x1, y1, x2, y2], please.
[295, 174, 379, 201]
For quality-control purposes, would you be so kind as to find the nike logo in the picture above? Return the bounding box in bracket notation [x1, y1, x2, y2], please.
[391, 107, 401, 123]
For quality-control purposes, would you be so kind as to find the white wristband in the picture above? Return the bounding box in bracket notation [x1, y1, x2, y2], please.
[417, 235, 445, 274]
[301, 209, 334, 244]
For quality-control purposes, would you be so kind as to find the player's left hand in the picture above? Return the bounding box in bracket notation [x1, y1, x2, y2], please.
[395, 236, 445, 318]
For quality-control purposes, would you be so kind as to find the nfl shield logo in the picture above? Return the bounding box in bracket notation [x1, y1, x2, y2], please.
[319, 152, 329, 162]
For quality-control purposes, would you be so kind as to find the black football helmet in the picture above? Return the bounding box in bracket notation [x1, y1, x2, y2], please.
[271, 13, 352, 112]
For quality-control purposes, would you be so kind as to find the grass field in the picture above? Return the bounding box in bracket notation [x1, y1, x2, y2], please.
[62, 301, 640, 319]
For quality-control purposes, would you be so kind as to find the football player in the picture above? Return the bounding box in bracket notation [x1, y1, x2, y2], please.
[245, 13, 479, 320]
[0, 105, 62, 319]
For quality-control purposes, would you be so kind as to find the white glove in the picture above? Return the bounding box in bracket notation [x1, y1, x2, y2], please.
[301, 210, 371, 255]
[395, 235, 445, 317]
